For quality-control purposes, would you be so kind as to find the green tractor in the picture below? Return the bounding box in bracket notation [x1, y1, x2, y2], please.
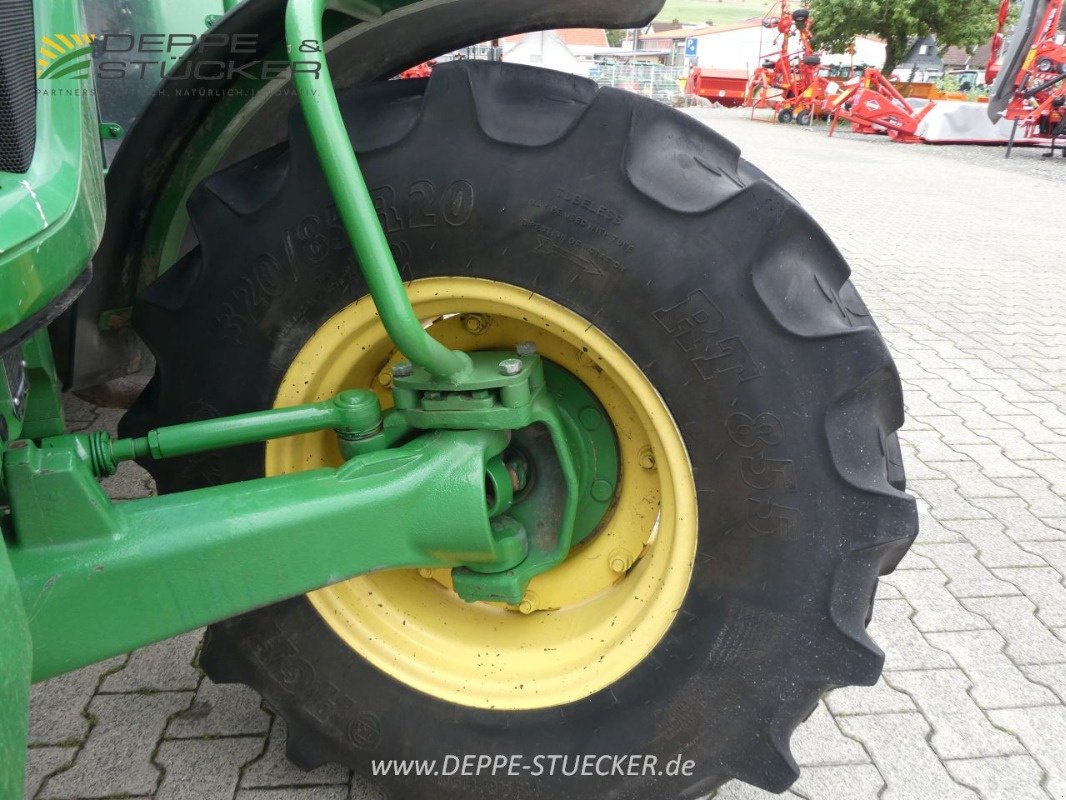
[0, 0, 917, 797]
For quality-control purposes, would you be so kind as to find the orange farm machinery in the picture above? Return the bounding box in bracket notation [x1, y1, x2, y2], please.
[743, 1, 830, 124]
[987, 0, 1066, 157]
[827, 68, 934, 143]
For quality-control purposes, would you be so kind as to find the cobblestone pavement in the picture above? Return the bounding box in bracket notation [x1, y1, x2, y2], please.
[24, 105, 1066, 800]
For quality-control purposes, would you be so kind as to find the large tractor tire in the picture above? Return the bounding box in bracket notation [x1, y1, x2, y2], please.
[122, 61, 917, 798]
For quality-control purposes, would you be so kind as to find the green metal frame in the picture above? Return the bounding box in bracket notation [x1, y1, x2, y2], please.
[7, 424, 511, 680]
[286, 0, 473, 381]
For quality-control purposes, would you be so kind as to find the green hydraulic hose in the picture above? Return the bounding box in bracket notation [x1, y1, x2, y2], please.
[285, 0, 472, 381]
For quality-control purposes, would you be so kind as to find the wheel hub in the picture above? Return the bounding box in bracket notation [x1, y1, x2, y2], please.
[266, 278, 698, 710]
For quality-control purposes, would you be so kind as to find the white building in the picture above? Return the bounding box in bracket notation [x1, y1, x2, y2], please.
[500, 29, 611, 78]
[641, 21, 886, 75]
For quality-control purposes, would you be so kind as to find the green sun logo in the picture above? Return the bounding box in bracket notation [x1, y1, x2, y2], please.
[37, 34, 96, 80]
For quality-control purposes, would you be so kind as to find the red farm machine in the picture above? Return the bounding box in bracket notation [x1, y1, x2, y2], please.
[987, 0, 1066, 157]
[743, 1, 830, 124]
[826, 68, 935, 143]
[827, 0, 1065, 153]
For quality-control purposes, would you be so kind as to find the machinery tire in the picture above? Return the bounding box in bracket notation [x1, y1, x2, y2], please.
[797, 110, 813, 126]
[122, 61, 916, 799]
[777, 107, 795, 124]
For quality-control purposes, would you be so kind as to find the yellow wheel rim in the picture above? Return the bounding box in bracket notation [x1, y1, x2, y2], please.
[267, 278, 698, 710]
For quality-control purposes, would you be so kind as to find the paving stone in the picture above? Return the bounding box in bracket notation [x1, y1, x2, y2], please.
[826, 679, 917, 717]
[995, 477, 1066, 519]
[953, 445, 1037, 479]
[791, 764, 883, 800]
[28, 657, 125, 745]
[909, 479, 992, 521]
[240, 718, 350, 789]
[100, 631, 202, 693]
[1023, 541, 1066, 581]
[156, 737, 264, 800]
[884, 671, 1023, 759]
[1013, 402, 1066, 430]
[915, 509, 967, 543]
[881, 570, 990, 632]
[23, 747, 76, 800]
[237, 789, 350, 800]
[1019, 458, 1066, 496]
[963, 596, 1066, 664]
[946, 754, 1050, 800]
[916, 416, 992, 446]
[790, 702, 868, 767]
[91, 405, 127, 435]
[897, 449, 945, 481]
[926, 461, 1015, 499]
[968, 498, 1066, 542]
[903, 433, 968, 463]
[876, 582, 903, 600]
[351, 773, 387, 800]
[975, 428, 1059, 461]
[940, 402, 1014, 431]
[912, 379, 971, 407]
[837, 713, 979, 800]
[987, 707, 1066, 798]
[903, 390, 954, 418]
[868, 598, 957, 671]
[961, 390, 1030, 419]
[167, 679, 271, 739]
[61, 393, 97, 430]
[942, 520, 1049, 568]
[1003, 415, 1066, 445]
[98, 459, 156, 501]
[993, 567, 1066, 627]
[975, 377, 1046, 402]
[715, 781, 802, 799]
[892, 550, 936, 570]
[911, 543, 1019, 598]
[39, 692, 192, 798]
[925, 630, 1057, 709]
[1019, 663, 1066, 704]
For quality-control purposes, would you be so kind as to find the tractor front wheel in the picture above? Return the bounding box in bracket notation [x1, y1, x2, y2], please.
[123, 61, 916, 799]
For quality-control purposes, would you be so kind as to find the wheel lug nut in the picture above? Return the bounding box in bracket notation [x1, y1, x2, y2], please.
[499, 358, 523, 376]
[392, 362, 413, 378]
[515, 341, 537, 356]
[517, 592, 538, 615]
[418, 568, 434, 578]
[463, 314, 489, 334]
[639, 447, 656, 470]
[609, 550, 633, 575]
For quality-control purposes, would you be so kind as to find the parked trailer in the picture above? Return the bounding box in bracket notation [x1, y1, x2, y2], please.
[686, 67, 749, 106]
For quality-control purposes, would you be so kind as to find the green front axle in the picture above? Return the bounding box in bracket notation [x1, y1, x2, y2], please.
[2, 348, 615, 680]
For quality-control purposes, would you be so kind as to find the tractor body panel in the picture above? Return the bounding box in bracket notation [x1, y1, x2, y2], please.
[0, 0, 105, 357]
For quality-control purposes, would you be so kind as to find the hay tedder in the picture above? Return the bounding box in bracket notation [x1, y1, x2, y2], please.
[0, 0, 919, 797]
[744, 1, 830, 124]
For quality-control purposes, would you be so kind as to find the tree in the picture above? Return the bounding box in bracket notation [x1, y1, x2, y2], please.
[810, 0, 1001, 74]
[605, 29, 626, 48]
